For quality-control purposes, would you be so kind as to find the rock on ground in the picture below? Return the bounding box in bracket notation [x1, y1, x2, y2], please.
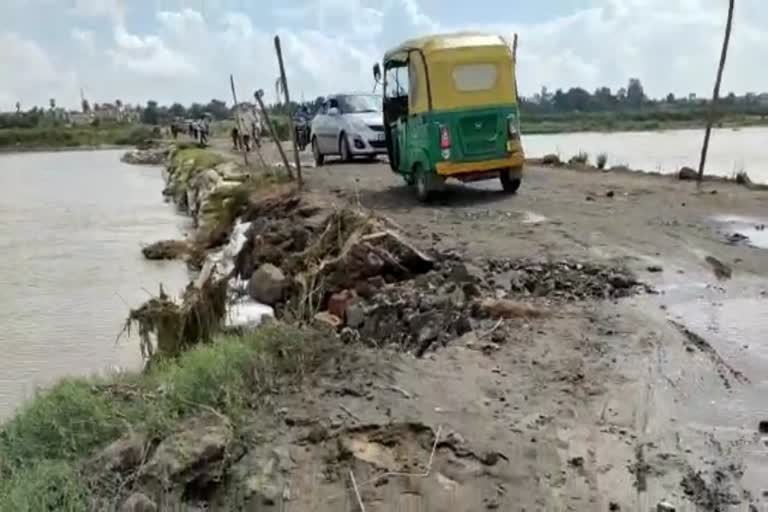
[678, 166, 698, 180]
[247, 263, 288, 305]
[142, 240, 189, 261]
[120, 492, 157, 512]
[90, 432, 146, 473]
[142, 414, 233, 490]
[122, 148, 168, 166]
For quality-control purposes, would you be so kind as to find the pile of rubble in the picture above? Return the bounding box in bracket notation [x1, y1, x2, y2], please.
[485, 257, 650, 301]
[222, 190, 652, 356]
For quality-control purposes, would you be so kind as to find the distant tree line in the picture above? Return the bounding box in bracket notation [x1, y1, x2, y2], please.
[4, 78, 768, 131]
[520, 78, 768, 116]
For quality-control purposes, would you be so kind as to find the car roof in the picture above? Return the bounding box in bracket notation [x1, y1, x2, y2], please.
[384, 32, 509, 61]
[326, 93, 379, 99]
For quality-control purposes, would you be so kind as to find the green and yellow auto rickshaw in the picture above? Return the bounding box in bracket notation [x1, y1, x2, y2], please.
[375, 32, 524, 201]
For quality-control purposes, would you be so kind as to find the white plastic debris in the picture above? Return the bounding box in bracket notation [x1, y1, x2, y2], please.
[225, 299, 274, 328]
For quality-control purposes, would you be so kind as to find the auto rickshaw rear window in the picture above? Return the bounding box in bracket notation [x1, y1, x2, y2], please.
[451, 63, 498, 92]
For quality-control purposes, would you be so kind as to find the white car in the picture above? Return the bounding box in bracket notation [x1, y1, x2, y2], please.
[310, 94, 386, 165]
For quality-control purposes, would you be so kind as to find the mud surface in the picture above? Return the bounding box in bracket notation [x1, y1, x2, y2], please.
[139, 140, 768, 510]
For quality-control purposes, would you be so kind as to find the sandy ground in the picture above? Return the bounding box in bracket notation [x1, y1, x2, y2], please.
[207, 138, 768, 511]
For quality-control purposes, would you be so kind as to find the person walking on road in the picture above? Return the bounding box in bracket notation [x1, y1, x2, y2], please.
[231, 126, 240, 150]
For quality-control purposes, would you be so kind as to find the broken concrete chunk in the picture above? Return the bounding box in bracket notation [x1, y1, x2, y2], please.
[345, 300, 366, 329]
[247, 263, 288, 305]
[314, 311, 342, 331]
[327, 289, 356, 321]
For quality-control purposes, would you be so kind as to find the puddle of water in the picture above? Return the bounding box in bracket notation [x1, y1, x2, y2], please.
[710, 214, 768, 249]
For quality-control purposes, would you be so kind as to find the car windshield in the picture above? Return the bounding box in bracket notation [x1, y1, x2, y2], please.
[338, 95, 382, 114]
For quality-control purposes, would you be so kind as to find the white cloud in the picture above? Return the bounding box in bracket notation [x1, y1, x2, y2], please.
[471, 0, 766, 97]
[108, 24, 196, 77]
[0, 33, 77, 109]
[72, 0, 124, 22]
[71, 28, 95, 54]
[2, 0, 768, 111]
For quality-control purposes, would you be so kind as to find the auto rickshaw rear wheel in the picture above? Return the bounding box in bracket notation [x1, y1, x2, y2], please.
[415, 165, 436, 202]
[500, 168, 522, 194]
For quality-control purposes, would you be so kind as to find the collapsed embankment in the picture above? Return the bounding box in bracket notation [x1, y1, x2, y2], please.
[1, 145, 750, 510]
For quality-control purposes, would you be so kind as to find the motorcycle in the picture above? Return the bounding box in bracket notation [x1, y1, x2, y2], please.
[293, 110, 312, 151]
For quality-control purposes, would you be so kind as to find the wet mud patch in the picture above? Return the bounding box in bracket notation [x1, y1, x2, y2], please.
[670, 320, 749, 389]
[710, 215, 768, 250]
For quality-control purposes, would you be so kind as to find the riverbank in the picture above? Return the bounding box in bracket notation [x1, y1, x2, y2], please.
[522, 111, 768, 134]
[0, 124, 155, 152]
[2, 143, 767, 510]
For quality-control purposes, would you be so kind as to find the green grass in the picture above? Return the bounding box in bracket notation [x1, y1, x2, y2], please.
[0, 461, 90, 512]
[0, 325, 337, 507]
[0, 124, 154, 150]
[171, 147, 226, 171]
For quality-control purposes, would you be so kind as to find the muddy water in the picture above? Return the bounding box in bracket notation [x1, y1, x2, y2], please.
[655, 270, 768, 493]
[0, 150, 188, 420]
[525, 126, 768, 183]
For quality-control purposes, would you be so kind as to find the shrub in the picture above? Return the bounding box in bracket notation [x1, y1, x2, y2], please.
[596, 153, 608, 169]
[570, 151, 589, 165]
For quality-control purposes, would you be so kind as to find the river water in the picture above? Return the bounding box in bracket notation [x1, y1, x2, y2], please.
[525, 126, 768, 183]
[0, 150, 188, 420]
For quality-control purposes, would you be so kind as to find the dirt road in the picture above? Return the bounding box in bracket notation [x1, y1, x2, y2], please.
[209, 139, 768, 510]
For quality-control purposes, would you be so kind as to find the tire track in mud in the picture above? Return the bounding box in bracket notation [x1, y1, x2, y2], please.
[669, 320, 750, 389]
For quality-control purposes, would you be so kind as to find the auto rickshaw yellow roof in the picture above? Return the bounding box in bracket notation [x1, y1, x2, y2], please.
[384, 32, 510, 61]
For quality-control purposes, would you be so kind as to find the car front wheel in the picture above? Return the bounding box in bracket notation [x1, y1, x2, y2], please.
[340, 133, 352, 162]
[312, 137, 324, 167]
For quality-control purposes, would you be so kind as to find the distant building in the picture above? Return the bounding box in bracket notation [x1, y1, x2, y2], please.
[69, 112, 91, 125]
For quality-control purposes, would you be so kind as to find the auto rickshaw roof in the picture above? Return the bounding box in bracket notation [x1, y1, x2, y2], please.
[383, 32, 510, 62]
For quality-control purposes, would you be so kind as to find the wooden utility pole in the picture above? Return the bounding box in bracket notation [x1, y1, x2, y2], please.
[697, 0, 735, 183]
[512, 34, 520, 103]
[254, 89, 293, 178]
[274, 35, 303, 188]
[229, 74, 249, 167]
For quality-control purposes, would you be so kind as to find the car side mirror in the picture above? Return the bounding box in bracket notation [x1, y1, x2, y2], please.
[373, 63, 382, 82]
[328, 107, 340, 116]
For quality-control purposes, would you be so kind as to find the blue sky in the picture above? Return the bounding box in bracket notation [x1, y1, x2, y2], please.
[1, 0, 766, 110]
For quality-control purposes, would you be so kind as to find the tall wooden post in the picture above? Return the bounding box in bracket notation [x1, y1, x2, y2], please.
[697, 0, 735, 183]
[512, 34, 520, 103]
[229, 74, 249, 168]
[254, 90, 293, 179]
[274, 35, 303, 188]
